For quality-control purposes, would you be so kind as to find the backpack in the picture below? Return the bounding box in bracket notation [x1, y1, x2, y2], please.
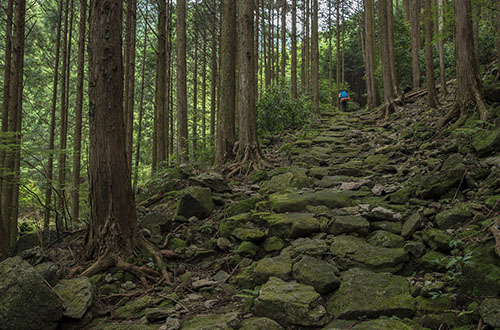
[339, 90, 350, 102]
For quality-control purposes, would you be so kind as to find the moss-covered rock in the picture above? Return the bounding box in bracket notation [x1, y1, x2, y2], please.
[364, 154, 389, 167]
[233, 227, 267, 242]
[181, 312, 240, 330]
[401, 213, 423, 238]
[390, 187, 412, 204]
[327, 268, 415, 319]
[114, 295, 152, 320]
[34, 262, 59, 286]
[461, 242, 500, 297]
[370, 221, 403, 234]
[237, 241, 260, 258]
[230, 264, 259, 289]
[330, 235, 408, 272]
[415, 251, 449, 273]
[93, 323, 160, 330]
[54, 277, 94, 319]
[139, 212, 173, 234]
[219, 213, 251, 238]
[269, 189, 353, 213]
[260, 213, 321, 239]
[226, 196, 264, 217]
[176, 186, 215, 220]
[254, 277, 328, 327]
[421, 228, 452, 252]
[254, 256, 292, 284]
[416, 155, 466, 199]
[260, 169, 311, 193]
[262, 236, 284, 252]
[328, 215, 370, 236]
[239, 317, 284, 330]
[292, 255, 340, 294]
[285, 238, 329, 258]
[367, 230, 405, 248]
[0, 256, 63, 330]
[435, 203, 474, 229]
[351, 319, 414, 330]
[167, 237, 187, 250]
[480, 298, 500, 328]
[415, 295, 455, 314]
[308, 167, 330, 179]
[472, 127, 500, 156]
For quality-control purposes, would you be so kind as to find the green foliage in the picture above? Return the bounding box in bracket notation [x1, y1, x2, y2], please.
[257, 87, 313, 135]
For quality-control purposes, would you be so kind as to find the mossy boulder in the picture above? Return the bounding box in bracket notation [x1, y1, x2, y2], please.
[262, 237, 285, 252]
[472, 127, 500, 156]
[34, 262, 59, 286]
[309, 167, 330, 179]
[328, 215, 370, 236]
[219, 213, 251, 238]
[176, 186, 215, 220]
[269, 189, 353, 213]
[93, 323, 160, 330]
[351, 319, 414, 330]
[260, 213, 321, 239]
[390, 187, 412, 204]
[415, 295, 455, 314]
[367, 230, 405, 248]
[181, 312, 240, 330]
[254, 277, 328, 327]
[114, 295, 152, 320]
[330, 235, 409, 272]
[0, 256, 63, 330]
[261, 170, 311, 193]
[233, 227, 267, 242]
[167, 237, 187, 250]
[480, 298, 500, 328]
[237, 241, 260, 258]
[435, 203, 474, 229]
[226, 196, 263, 217]
[292, 255, 340, 294]
[188, 172, 230, 193]
[230, 264, 259, 289]
[327, 268, 415, 319]
[461, 242, 500, 296]
[416, 155, 466, 199]
[139, 212, 173, 234]
[370, 221, 403, 234]
[54, 277, 94, 319]
[254, 256, 292, 284]
[239, 317, 284, 330]
[364, 154, 389, 167]
[286, 238, 329, 258]
[421, 228, 452, 252]
[401, 213, 423, 238]
[416, 251, 449, 273]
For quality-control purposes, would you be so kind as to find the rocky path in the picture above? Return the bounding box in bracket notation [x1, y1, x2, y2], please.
[2, 105, 500, 330]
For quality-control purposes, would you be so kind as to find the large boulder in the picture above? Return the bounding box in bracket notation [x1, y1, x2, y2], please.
[254, 277, 328, 327]
[254, 256, 292, 284]
[261, 170, 311, 193]
[328, 215, 370, 236]
[189, 172, 230, 193]
[292, 255, 340, 294]
[330, 235, 409, 273]
[473, 127, 500, 156]
[260, 213, 322, 239]
[327, 268, 415, 319]
[435, 203, 474, 229]
[269, 189, 353, 213]
[480, 298, 500, 328]
[417, 154, 466, 199]
[239, 317, 284, 330]
[181, 312, 240, 330]
[176, 186, 215, 220]
[139, 212, 173, 234]
[54, 277, 94, 319]
[0, 256, 63, 330]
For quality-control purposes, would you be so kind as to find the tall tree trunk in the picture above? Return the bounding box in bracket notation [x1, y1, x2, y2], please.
[301, 1, 306, 94]
[0, 0, 14, 255]
[215, 0, 236, 166]
[43, 0, 64, 232]
[154, 0, 167, 170]
[496, 0, 500, 81]
[410, 0, 421, 89]
[210, 0, 217, 147]
[255, 0, 260, 100]
[192, 4, 199, 156]
[312, 0, 320, 116]
[264, 0, 270, 88]
[328, 0, 333, 105]
[387, 0, 399, 97]
[365, 0, 379, 108]
[442, 0, 487, 123]
[336, 0, 340, 91]
[424, 0, 438, 108]
[305, 0, 310, 91]
[57, 0, 74, 230]
[281, 0, 286, 85]
[341, 0, 345, 87]
[177, 0, 188, 162]
[71, 0, 87, 223]
[202, 30, 207, 150]
[472, 5, 480, 71]
[437, 0, 447, 95]
[402, 0, 410, 21]
[124, 0, 137, 171]
[86, 0, 137, 263]
[291, 0, 297, 98]
[133, 4, 148, 191]
[379, 0, 396, 118]
[1, 0, 26, 249]
[236, 0, 263, 164]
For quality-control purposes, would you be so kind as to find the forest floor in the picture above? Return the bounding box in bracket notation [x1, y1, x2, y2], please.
[4, 81, 500, 330]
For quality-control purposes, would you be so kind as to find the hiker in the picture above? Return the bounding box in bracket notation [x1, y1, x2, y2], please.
[338, 89, 350, 112]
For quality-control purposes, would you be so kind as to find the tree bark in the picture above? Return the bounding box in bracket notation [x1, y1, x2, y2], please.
[177, 0, 188, 162]
[281, 0, 286, 85]
[192, 3, 199, 156]
[210, 0, 217, 147]
[312, 0, 320, 116]
[437, 0, 447, 95]
[387, 0, 399, 97]
[86, 0, 137, 260]
[328, 0, 333, 105]
[365, 0, 379, 108]
[1, 0, 26, 249]
[379, 0, 396, 118]
[410, 0, 420, 89]
[424, 0, 438, 108]
[336, 0, 340, 91]
[448, 0, 487, 121]
[215, 0, 236, 166]
[236, 0, 262, 164]
[497, 0, 500, 81]
[291, 0, 297, 98]
[124, 0, 137, 171]
[71, 0, 87, 223]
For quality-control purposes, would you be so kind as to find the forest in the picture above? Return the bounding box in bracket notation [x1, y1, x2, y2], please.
[1, 0, 500, 329]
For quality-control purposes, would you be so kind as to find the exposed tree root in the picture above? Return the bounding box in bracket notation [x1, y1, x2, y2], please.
[227, 145, 272, 178]
[74, 234, 173, 286]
